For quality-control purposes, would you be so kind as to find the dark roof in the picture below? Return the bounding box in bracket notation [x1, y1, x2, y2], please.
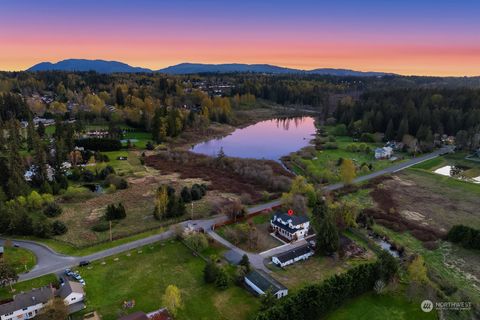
[224, 249, 243, 265]
[58, 280, 84, 299]
[271, 219, 297, 234]
[0, 287, 54, 316]
[273, 245, 313, 263]
[245, 269, 287, 293]
[273, 213, 309, 226]
[118, 311, 149, 320]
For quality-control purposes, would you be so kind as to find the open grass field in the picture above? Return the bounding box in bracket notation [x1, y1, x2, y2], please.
[1, 246, 36, 273]
[373, 225, 480, 308]
[269, 244, 375, 291]
[79, 240, 260, 320]
[323, 292, 437, 320]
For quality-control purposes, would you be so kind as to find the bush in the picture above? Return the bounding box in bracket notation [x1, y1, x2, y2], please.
[43, 202, 63, 217]
[105, 203, 126, 220]
[447, 225, 480, 250]
[52, 221, 68, 235]
[332, 124, 348, 136]
[62, 186, 91, 201]
[180, 186, 192, 203]
[214, 267, 229, 290]
[91, 220, 110, 232]
[184, 233, 209, 252]
[104, 174, 128, 190]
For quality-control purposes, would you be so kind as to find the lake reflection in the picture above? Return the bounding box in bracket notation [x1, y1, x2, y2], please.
[191, 117, 316, 161]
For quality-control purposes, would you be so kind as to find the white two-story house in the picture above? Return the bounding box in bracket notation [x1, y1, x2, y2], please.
[0, 287, 54, 320]
[270, 213, 310, 241]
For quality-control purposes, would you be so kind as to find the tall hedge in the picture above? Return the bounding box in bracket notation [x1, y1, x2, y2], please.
[256, 252, 397, 320]
[75, 138, 122, 151]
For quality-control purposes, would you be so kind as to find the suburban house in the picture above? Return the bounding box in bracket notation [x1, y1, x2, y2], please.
[271, 244, 314, 268]
[58, 280, 85, 314]
[0, 286, 54, 320]
[244, 269, 288, 299]
[270, 213, 310, 241]
[374, 146, 393, 159]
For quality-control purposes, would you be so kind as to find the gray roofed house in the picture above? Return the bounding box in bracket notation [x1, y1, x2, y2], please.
[272, 244, 314, 267]
[57, 280, 85, 314]
[270, 212, 310, 242]
[244, 269, 288, 299]
[0, 286, 54, 320]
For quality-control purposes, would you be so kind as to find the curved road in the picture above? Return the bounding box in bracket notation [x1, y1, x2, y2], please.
[1, 147, 452, 281]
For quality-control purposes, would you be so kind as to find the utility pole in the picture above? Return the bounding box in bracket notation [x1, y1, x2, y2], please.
[191, 202, 194, 220]
[109, 220, 112, 242]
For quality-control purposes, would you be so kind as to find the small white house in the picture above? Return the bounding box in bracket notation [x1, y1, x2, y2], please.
[375, 146, 393, 159]
[272, 245, 314, 268]
[244, 269, 288, 299]
[58, 281, 85, 314]
[270, 213, 310, 241]
[0, 286, 54, 320]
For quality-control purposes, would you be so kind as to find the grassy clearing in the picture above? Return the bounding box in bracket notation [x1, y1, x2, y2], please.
[324, 292, 437, 320]
[269, 248, 376, 292]
[79, 240, 259, 320]
[297, 135, 407, 184]
[216, 221, 282, 253]
[1, 247, 36, 273]
[372, 225, 480, 307]
[0, 274, 58, 301]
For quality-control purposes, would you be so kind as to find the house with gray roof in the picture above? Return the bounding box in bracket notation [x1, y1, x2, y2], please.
[0, 286, 54, 320]
[58, 280, 85, 314]
[272, 244, 314, 267]
[270, 213, 310, 241]
[244, 269, 288, 299]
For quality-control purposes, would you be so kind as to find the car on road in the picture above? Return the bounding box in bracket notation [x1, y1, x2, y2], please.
[79, 260, 90, 267]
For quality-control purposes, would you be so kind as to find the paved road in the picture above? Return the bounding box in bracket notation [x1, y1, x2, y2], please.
[2, 147, 452, 281]
[323, 146, 453, 191]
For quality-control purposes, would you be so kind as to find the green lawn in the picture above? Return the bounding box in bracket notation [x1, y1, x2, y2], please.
[17, 227, 168, 256]
[0, 274, 58, 301]
[324, 292, 437, 320]
[297, 135, 408, 184]
[122, 131, 152, 149]
[79, 240, 260, 320]
[1, 246, 37, 273]
[102, 150, 145, 175]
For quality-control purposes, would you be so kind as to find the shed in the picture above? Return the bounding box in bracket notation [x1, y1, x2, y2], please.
[271, 244, 314, 267]
[244, 269, 288, 299]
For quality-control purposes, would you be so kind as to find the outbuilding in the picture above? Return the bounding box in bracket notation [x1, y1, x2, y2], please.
[271, 244, 314, 267]
[244, 269, 288, 299]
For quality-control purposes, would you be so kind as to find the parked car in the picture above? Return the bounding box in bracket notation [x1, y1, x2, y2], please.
[79, 279, 86, 285]
[73, 274, 82, 281]
[79, 260, 90, 267]
[59, 276, 65, 285]
[64, 268, 73, 276]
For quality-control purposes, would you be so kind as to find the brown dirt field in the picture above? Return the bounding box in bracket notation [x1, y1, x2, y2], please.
[145, 152, 292, 202]
[372, 172, 480, 232]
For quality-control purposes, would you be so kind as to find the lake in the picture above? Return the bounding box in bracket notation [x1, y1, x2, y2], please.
[191, 117, 316, 161]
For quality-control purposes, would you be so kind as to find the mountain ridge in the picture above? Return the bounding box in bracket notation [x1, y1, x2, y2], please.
[27, 59, 392, 76]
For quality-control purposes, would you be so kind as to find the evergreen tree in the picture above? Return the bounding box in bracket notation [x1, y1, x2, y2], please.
[316, 211, 339, 255]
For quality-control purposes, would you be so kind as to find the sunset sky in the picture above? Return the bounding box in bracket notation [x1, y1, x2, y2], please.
[1, 0, 480, 76]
